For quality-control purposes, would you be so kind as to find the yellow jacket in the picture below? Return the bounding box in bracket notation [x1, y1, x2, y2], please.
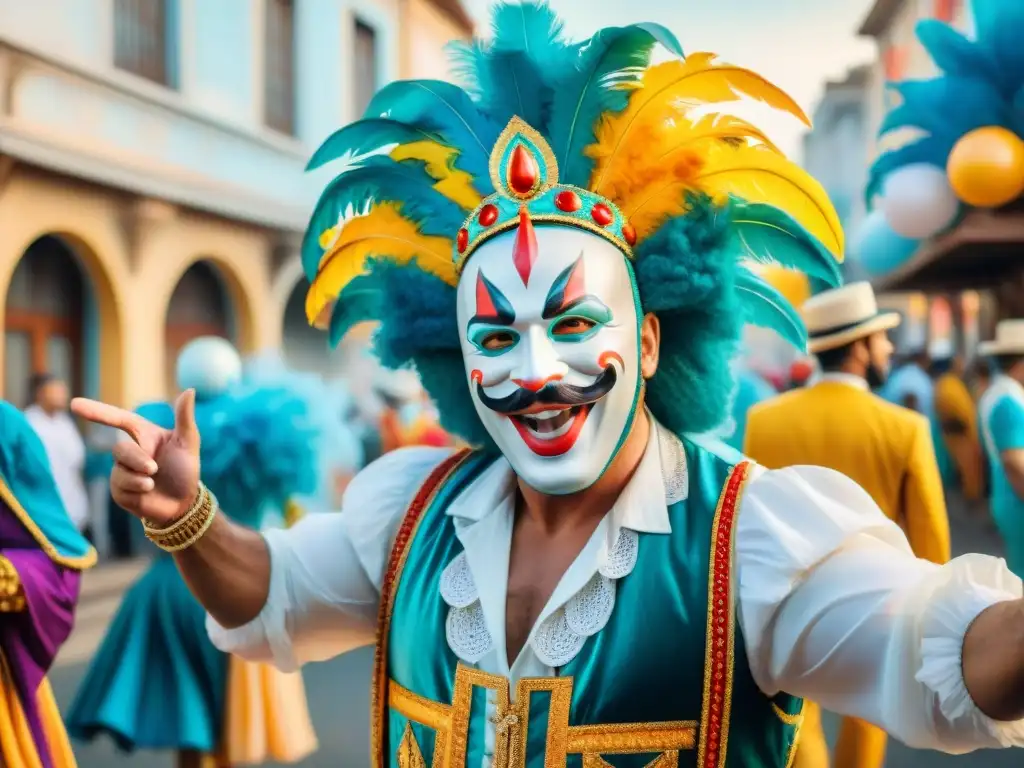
[744, 379, 951, 565]
[934, 372, 978, 437]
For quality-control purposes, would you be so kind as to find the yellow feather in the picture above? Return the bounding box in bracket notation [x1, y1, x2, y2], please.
[588, 55, 810, 196]
[625, 142, 844, 257]
[389, 141, 482, 210]
[305, 203, 455, 324]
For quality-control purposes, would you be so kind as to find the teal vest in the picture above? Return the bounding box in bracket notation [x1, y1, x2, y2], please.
[371, 440, 803, 768]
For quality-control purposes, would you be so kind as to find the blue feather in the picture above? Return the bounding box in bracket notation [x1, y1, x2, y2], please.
[915, 20, 1002, 86]
[548, 23, 683, 186]
[971, 0, 1024, 96]
[448, 41, 550, 129]
[879, 77, 1008, 138]
[866, 135, 952, 202]
[731, 201, 842, 288]
[306, 119, 448, 171]
[1011, 85, 1024, 137]
[735, 268, 807, 351]
[363, 79, 501, 186]
[328, 275, 383, 347]
[301, 164, 465, 279]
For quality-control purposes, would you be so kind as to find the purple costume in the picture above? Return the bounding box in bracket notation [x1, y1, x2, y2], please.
[0, 503, 82, 767]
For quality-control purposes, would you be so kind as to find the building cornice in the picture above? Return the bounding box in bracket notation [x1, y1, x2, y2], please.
[858, 0, 904, 37]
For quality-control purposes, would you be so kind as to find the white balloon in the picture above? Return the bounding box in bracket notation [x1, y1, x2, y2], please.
[879, 163, 960, 239]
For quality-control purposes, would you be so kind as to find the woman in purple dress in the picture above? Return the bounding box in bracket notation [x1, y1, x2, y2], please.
[0, 399, 95, 767]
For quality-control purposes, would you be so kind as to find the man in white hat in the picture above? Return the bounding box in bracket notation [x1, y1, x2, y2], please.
[745, 281, 950, 768]
[978, 319, 1024, 578]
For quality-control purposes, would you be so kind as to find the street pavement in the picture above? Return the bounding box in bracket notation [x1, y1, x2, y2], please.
[53, 495, 1021, 767]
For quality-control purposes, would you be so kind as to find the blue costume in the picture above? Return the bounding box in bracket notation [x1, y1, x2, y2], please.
[979, 374, 1024, 575]
[66, 339, 325, 763]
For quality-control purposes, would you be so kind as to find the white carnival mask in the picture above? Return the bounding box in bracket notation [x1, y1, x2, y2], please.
[456, 220, 642, 495]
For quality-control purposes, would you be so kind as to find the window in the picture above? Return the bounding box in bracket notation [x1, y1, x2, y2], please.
[264, 0, 296, 135]
[114, 0, 173, 85]
[353, 20, 378, 119]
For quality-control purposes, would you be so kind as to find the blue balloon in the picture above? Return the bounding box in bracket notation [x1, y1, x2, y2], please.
[851, 208, 921, 277]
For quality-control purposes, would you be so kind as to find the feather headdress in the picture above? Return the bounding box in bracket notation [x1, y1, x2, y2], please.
[867, 0, 1024, 201]
[301, 1, 843, 443]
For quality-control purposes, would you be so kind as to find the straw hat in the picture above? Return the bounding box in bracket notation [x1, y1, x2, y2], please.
[802, 282, 902, 354]
[979, 319, 1024, 356]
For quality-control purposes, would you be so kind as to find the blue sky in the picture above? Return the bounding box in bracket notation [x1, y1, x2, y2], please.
[463, 0, 879, 159]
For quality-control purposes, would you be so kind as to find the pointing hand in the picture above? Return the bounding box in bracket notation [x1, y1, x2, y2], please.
[71, 390, 201, 526]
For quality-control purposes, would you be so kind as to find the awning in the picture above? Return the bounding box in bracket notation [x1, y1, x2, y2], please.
[874, 208, 1024, 292]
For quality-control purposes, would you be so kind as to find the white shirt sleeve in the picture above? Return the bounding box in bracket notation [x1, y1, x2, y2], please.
[736, 463, 1024, 753]
[205, 446, 455, 671]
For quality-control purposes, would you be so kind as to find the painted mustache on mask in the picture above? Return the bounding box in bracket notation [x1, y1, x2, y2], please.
[475, 366, 617, 415]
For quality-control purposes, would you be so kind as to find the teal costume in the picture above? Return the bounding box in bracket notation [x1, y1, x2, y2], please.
[378, 437, 802, 768]
[725, 371, 776, 452]
[979, 375, 1024, 576]
[67, 383, 323, 754]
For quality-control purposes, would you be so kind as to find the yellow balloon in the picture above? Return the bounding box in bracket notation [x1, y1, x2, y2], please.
[947, 126, 1024, 208]
[760, 265, 811, 308]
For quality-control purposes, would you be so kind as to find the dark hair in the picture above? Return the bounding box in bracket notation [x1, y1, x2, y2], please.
[27, 373, 54, 404]
[994, 354, 1024, 373]
[814, 341, 857, 373]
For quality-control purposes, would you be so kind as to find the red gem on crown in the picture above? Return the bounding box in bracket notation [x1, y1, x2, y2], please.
[478, 204, 499, 227]
[622, 222, 637, 246]
[555, 190, 581, 212]
[591, 203, 613, 226]
[456, 228, 469, 254]
[508, 144, 539, 195]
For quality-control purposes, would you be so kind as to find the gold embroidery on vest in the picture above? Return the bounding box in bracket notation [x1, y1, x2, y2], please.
[581, 750, 680, 767]
[771, 701, 806, 768]
[397, 723, 428, 768]
[390, 664, 697, 768]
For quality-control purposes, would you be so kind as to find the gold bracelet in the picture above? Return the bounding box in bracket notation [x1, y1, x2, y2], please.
[0, 556, 21, 600]
[143, 485, 205, 538]
[143, 484, 219, 553]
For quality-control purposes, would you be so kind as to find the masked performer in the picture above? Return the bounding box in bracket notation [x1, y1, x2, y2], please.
[67, 338, 318, 768]
[73, 4, 1024, 766]
[0, 400, 95, 768]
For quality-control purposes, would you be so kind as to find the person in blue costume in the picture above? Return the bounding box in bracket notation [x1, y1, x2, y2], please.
[724, 366, 776, 452]
[66, 337, 321, 768]
[71, 4, 1024, 765]
[978, 321, 1024, 577]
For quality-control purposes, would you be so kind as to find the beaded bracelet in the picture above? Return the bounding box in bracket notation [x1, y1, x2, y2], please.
[143, 483, 219, 553]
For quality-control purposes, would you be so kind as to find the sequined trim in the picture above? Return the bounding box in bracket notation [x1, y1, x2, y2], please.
[397, 723, 429, 768]
[391, 664, 694, 768]
[583, 753, 679, 768]
[696, 461, 753, 768]
[772, 701, 805, 768]
[0, 477, 96, 570]
[370, 449, 473, 768]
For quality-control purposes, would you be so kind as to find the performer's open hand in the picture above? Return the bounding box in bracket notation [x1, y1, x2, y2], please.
[71, 390, 201, 526]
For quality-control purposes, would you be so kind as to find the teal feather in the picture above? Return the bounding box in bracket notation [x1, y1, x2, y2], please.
[363, 79, 500, 186]
[915, 20, 1001, 86]
[328, 276, 383, 347]
[306, 119, 448, 172]
[448, 41, 550, 129]
[301, 164, 464, 279]
[446, 2, 573, 129]
[971, 0, 1024, 96]
[731, 201, 842, 288]
[548, 23, 683, 186]
[735, 268, 807, 351]
[865, 135, 951, 202]
[879, 77, 1007, 138]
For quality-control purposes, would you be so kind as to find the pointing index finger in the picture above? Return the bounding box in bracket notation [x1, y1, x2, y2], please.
[70, 398, 149, 444]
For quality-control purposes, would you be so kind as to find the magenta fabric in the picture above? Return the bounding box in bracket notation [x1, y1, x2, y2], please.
[0, 502, 82, 768]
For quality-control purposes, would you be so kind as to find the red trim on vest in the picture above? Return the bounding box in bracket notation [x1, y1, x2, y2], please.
[370, 448, 472, 768]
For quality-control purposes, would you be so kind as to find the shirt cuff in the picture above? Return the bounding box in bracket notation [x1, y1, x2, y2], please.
[205, 529, 299, 671]
[916, 553, 1024, 749]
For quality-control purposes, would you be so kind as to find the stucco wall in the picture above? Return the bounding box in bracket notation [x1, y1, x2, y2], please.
[0, 165, 277, 407]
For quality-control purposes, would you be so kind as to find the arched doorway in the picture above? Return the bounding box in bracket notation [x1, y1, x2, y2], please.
[3, 235, 90, 408]
[164, 261, 235, 394]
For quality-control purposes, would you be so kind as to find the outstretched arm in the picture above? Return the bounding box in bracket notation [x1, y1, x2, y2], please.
[737, 465, 1024, 754]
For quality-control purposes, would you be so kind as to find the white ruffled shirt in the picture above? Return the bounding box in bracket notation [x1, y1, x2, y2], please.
[208, 418, 1024, 757]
